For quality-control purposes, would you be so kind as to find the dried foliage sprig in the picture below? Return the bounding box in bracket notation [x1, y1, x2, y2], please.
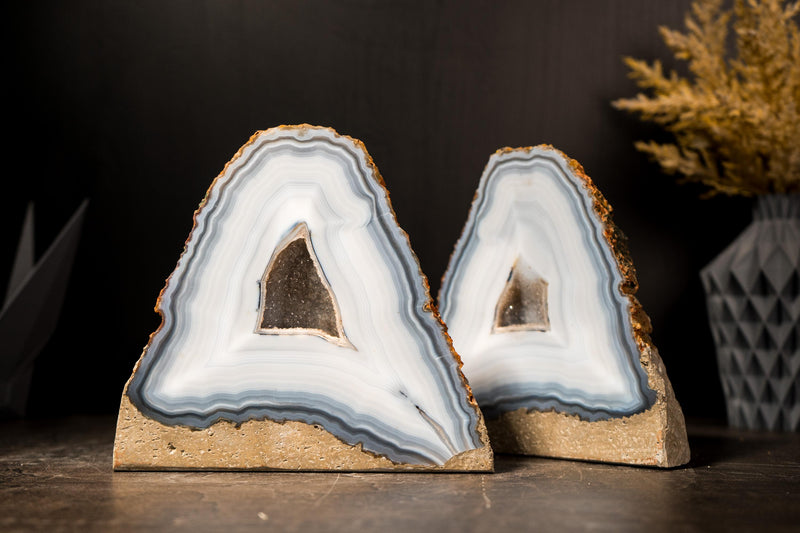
[613, 0, 800, 197]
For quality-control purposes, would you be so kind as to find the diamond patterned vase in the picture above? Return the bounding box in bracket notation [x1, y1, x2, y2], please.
[701, 194, 800, 431]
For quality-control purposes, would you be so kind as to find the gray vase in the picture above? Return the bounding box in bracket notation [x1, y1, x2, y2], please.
[701, 194, 800, 431]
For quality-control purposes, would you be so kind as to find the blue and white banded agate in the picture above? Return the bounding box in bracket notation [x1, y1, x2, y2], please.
[127, 126, 484, 466]
[439, 147, 656, 421]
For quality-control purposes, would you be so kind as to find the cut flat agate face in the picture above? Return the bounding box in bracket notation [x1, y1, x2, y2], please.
[119, 126, 488, 469]
[439, 145, 690, 467]
[438, 146, 690, 467]
[439, 147, 656, 421]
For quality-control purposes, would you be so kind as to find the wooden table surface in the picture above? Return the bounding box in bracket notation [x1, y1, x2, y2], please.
[1, 416, 798, 532]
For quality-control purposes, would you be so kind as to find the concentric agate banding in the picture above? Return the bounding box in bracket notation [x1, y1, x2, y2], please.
[439, 146, 657, 421]
[126, 125, 484, 466]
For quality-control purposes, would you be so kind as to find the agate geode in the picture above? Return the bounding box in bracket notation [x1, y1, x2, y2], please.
[439, 146, 689, 467]
[114, 125, 492, 471]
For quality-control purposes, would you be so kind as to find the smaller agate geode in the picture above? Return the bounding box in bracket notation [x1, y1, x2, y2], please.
[113, 125, 492, 472]
[439, 146, 689, 467]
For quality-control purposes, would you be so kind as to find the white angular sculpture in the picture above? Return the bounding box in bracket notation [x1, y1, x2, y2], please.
[0, 201, 88, 417]
[439, 146, 689, 467]
[114, 125, 492, 471]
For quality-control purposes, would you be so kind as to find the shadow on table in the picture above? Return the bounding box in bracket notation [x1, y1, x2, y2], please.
[685, 423, 800, 468]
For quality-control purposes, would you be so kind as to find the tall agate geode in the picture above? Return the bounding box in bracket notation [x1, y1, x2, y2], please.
[439, 146, 689, 467]
[113, 125, 492, 472]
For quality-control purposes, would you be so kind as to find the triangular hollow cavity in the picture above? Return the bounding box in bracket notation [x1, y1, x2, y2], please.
[257, 222, 350, 348]
[493, 258, 550, 333]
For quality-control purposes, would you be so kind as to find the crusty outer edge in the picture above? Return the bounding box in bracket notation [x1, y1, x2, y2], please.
[114, 124, 492, 472]
[444, 144, 690, 468]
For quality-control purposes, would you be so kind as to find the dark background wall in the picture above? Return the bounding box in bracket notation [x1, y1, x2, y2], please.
[7, 0, 754, 420]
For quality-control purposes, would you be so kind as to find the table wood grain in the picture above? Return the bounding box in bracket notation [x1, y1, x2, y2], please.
[1, 417, 798, 532]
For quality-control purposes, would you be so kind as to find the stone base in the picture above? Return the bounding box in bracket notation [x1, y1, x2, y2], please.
[487, 346, 690, 467]
[113, 394, 494, 472]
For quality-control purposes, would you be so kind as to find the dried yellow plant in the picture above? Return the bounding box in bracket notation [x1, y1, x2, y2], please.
[613, 0, 800, 196]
